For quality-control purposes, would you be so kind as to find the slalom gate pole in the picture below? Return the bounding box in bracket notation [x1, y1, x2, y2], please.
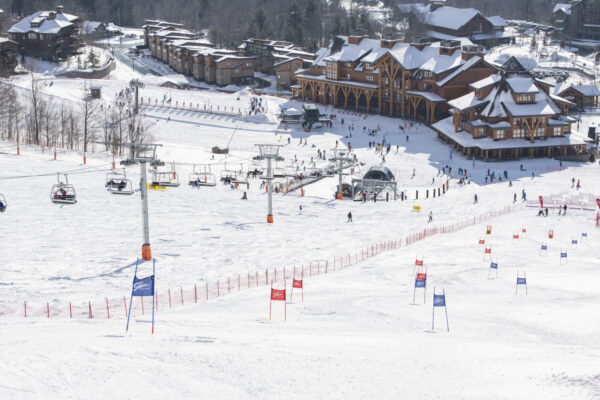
[126, 259, 139, 332]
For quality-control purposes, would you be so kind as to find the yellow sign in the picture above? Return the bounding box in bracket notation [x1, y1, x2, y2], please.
[147, 183, 167, 191]
[412, 205, 422, 212]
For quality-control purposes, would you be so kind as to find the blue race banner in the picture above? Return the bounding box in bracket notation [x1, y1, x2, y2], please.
[572, 239, 577, 244]
[415, 279, 426, 288]
[561, 252, 567, 258]
[541, 244, 547, 250]
[582, 232, 588, 237]
[517, 277, 526, 285]
[433, 294, 446, 307]
[490, 262, 498, 269]
[132, 275, 154, 296]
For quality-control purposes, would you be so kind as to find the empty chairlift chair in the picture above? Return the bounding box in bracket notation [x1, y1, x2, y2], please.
[106, 169, 134, 195]
[151, 165, 180, 187]
[0, 193, 7, 212]
[51, 174, 77, 204]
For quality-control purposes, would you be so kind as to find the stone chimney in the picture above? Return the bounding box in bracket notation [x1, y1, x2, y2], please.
[48, 11, 56, 20]
[462, 45, 485, 61]
[56, 5, 64, 14]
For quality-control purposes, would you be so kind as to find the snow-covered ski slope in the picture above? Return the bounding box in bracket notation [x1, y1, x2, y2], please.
[1, 65, 600, 399]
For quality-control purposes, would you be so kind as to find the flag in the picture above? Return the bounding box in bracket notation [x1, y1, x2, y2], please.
[490, 262, 498, 269]
[433, 294, 446, 307]
[541, 244, 547, 250]
[132, 275, 154, 297]
[292, 279, 303, 289]
[572, 239, 578, 244]
[561, 252, 567, 258]
[271, 288, 286, 301]
[582, 232, 588, 237]
[517, 277, 527, 285]
[415, 279, 426, 288]
[415, 259, 423, 266]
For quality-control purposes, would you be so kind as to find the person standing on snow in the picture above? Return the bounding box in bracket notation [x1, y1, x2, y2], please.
[474, 194, 478, 204]
[347, 212, 353, 222]
[428, 211, 433, 223]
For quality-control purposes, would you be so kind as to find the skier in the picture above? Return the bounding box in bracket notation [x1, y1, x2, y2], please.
[545, 208, 549, 217]
[576, 179, 581, 190]
[522, 189, 526, 201]
[299, 205, 303, 215]
[428, 211, 433, 223]
[241, 191, 247, 200]
[347, 211, 353, 223]
[563, 204, 567, 215]
[572, 177, 575, 188]
[474, 194, 478, 204]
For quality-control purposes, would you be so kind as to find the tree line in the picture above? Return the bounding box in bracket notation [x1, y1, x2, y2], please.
[0, 76, 151, 156]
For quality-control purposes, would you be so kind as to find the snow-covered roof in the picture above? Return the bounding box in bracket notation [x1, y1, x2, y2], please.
[324, 37, 381, 63]
[9, 10, 80, 34]
[422, 7, 481, 31]
[553, 3, 572, 15]
[405, 90, 446, 102]
[557, 84, 600, 97]
[486, 16, 507, 28]
[469, 74, 501, 90]
[397, 3, 430, 15]
[447, 91, 489, 111]
[437, 56, 481, 87]
[506, 77, 539, 94]
[489, 121, 512, 129]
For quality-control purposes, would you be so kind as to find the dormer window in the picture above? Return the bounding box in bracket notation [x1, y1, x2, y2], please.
[516, 94, 535, 103]
[423, 71, 433, 79]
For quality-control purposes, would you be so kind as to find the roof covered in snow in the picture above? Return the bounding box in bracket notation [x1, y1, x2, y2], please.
[486, 16, 507, 27]
[422, 7, 481, 31]
[553, 3, 572, 15]
[9, 10, 80, 34]
[556, 84, 600, 97]
[450, 72, 565, 118]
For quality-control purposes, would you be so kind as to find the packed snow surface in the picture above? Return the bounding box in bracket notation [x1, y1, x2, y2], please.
[1, 44, 600, 400]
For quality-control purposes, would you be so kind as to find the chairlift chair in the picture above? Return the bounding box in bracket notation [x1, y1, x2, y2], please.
[106, 169, 134, 195]
[189, 165, 216, 187]
[51, 174, 77, 204]
[151, 167, 180, 187]
[220, 169, 239, 182]
[0, 193, 7, 212]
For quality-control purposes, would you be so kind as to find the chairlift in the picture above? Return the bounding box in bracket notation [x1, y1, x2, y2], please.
[151, 164, 180, 187]
[220, 169, 239, 182]
[0, 193, 7, 212]
[51, 173, 77, 204]
[189, 165, 216, 187]
[283, 165, 299, 177]
[105, 169, 134, 195]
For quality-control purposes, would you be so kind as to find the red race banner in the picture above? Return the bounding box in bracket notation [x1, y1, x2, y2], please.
[485, 247, 491, 254]
[478, 238, 485, 244]
[539, 195, 544, 208]
[271, 289, 286, 301]
[513, 234, 519, 239]
[596, 198, 600, 209]
[415, 259, 423, 266]
[292, 279, 303, 288]
[416, 273, 427, 280]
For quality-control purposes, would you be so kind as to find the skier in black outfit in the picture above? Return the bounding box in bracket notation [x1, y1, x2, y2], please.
[347, 212, 353, 222]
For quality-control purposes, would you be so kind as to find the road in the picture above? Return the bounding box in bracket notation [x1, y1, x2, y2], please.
[111, 43, 160, 76]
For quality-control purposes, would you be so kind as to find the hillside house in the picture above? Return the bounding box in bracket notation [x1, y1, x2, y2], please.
[8, 6, 81, 61]
[0, 38, 18, 76]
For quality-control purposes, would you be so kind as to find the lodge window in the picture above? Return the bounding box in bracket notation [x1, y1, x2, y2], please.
[513, 118, 521, 126]
[422, 71, 432, 79]
[345, 62, 351, 68]
[553, 127, 562, 136]
[28, 33, 37, 40]
[346, 73, 350, 80]
[394, 79, 400, 89]
[516, 94, 534, 103]
[495, 130, 505, 139]
[365, 64, 372, 70]
[513, 128, 524, 138]
[535, 127, 545, 136]
[366, 75, 374, 82]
